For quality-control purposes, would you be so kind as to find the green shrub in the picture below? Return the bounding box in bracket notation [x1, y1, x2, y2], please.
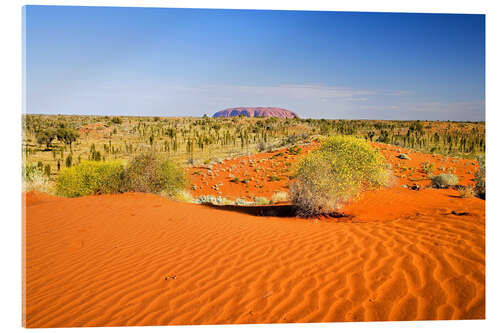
[111, 116, 122, 124]
[22, 163, 50, 192]
[56, 160, 125, 197]
[474, 156, 485, 199]
[123, 153, 185, 196]
[287, 146, 302, 155]
[431, 173, 459, 188]
[65, 154, 72, 168]
[43, 164, 51, 177]
[290, 135, 390, 216]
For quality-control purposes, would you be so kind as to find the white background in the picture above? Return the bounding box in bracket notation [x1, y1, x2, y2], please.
[1, 0, 498, 332]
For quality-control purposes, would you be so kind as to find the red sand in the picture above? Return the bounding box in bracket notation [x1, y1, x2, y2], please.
[187, 143, 319, 200]
[77, 123, 111, 137]
[23, 144, 485, 327]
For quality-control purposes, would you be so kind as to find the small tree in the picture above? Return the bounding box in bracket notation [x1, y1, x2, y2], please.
[44, 164, 51, 177]
[65, 154, 73, 168]
[56, 128, 80, 150]
[35, 129, 56, 150]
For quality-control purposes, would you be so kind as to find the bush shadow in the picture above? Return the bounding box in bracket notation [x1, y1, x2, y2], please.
[200, 203, 347, 218]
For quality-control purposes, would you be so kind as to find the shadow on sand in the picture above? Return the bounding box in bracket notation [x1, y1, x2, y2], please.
[200, 203, 347, 218]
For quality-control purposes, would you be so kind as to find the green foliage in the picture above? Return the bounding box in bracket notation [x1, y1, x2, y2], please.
[56, 127, 79, 148]
[287, 146, 302, 155]
[474, 156, 485, 199]
[56, 160, 125, 197]
[123, 153, 186, 196]
[65, 154, 72, 168]
[22, 114, 485, 195]
[43, 164, 51, 177]
[22, 163, 50, 192]
[291, 135, 390, 216]
[35, 129, 56, 149]
[111, 116, 122, 124]
[89, 143, 102, 161]
[431, 173, 459, 188]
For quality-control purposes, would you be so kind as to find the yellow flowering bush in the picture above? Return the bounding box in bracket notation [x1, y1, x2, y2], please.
[290, 135, 390, 216]
[56, 160, 125, 197]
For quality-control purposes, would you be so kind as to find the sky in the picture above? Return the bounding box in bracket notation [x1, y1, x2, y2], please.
[24, 6, 485, 121]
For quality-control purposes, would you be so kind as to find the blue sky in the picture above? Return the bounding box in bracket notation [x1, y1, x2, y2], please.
[24, 6, 485, 120]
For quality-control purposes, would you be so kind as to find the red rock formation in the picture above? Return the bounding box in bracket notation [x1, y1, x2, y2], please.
[213, 107, 299, 118]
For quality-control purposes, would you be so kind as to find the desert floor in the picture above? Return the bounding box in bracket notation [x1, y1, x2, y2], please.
[23, 144, 484, 327]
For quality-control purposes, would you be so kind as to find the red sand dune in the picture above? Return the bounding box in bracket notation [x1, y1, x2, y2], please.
[23, 144, 485, 327]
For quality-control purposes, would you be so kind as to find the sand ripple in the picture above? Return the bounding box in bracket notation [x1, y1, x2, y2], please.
[23, 190, 484, 327]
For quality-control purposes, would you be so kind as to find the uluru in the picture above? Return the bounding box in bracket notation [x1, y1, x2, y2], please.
[213, 107, 299, 118]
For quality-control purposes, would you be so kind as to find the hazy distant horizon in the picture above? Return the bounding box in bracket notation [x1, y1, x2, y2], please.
[22, 111, 486, 123]
[24, 6, 485, 121]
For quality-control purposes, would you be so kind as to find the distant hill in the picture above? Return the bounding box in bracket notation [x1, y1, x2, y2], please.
[213, 107, 299, 118]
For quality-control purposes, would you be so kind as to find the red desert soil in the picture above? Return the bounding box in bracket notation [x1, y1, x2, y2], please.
[187, 143, 320, 200]
[77, 122, 112, 137]
[23, 144, 484, 327]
